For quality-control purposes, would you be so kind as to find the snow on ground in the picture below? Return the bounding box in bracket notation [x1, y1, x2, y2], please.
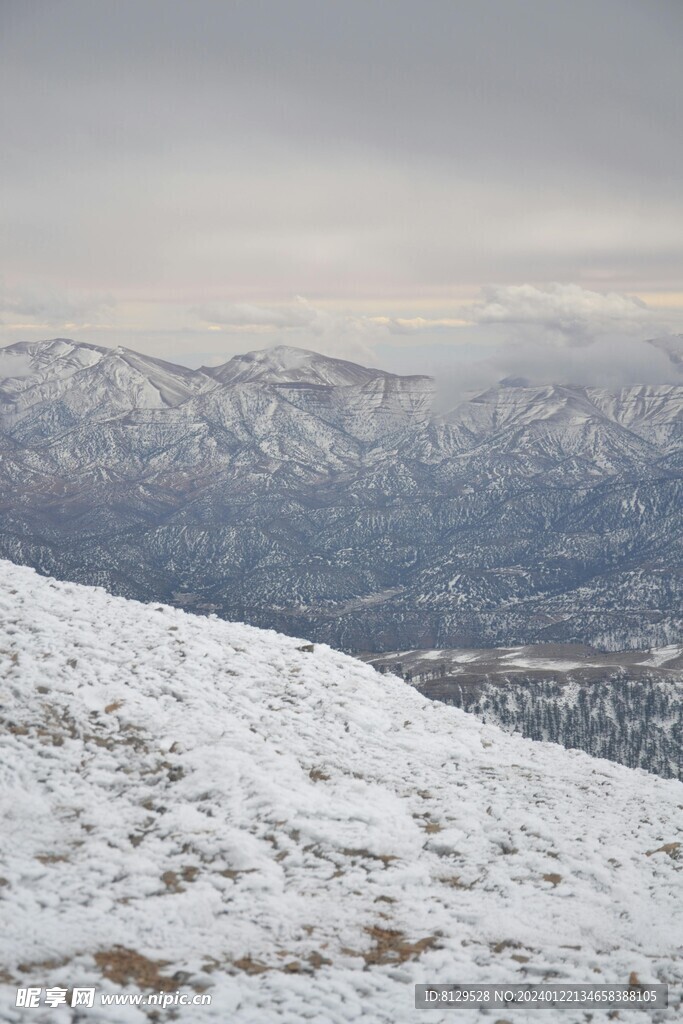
[498, 658, 586, 671]
[0, 559, 681, 1024]
[645, 645, 683, 668]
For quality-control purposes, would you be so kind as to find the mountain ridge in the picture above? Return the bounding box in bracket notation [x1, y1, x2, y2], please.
[0, 338, 680, 653]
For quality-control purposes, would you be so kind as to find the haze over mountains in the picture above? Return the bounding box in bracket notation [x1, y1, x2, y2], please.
[0, 338, 681, 653]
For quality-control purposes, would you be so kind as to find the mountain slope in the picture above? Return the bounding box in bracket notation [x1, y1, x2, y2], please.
[1, 560, 682, 1023]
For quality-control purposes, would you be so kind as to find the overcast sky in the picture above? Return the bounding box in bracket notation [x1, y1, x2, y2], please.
[1, 0, 682, 385]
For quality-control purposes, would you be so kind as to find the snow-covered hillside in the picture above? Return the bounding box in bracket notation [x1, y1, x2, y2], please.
[1, 560, 682, 1023]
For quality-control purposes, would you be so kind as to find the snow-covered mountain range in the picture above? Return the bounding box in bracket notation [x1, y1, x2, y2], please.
[0, 338, 681, 651]
[1, 561, 682, 1023]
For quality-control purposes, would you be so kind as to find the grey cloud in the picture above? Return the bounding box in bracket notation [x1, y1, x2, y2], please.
[0, 283, 115, 325]
[194, 298, 465, 342]
[195, 301, 318, 330]
[648, 335, 683, 369]
[4, 1, 682, 186]
[193, 298, 389, 364]
[495, 335, 681, 386]
[1, 1, 683, 355]
[470, 283, 653, 347]
[428, 333, 683, 413]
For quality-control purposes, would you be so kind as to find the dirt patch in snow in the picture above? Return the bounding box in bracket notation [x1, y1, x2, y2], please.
[93, 947, 175, 990]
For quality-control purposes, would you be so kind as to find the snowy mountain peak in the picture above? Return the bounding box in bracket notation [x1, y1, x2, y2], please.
[0, 339, 215, 424]
[205, 344, 399, 387]
[0, 337, 106, 383]
[1, 560, 682, 1022]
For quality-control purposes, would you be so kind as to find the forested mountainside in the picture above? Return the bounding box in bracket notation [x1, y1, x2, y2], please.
[1, 561, 682, 1023]
[0, 338, 681, 651]
[363, 645, 683, 780]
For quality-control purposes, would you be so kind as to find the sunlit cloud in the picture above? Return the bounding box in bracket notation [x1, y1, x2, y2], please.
[469, 282, 653, 346]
